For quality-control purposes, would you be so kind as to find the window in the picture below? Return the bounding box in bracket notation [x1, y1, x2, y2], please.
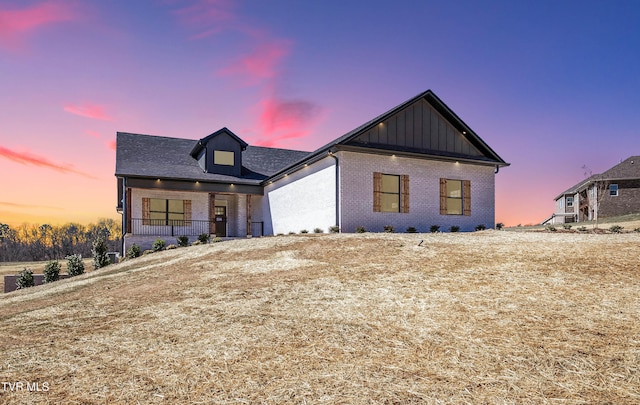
[609, 184, 618, 196]
[373, 173, 409, 213]
[566, 196, 574, 207]
[214, 150, 234, 166]
[445, 179, 463, 215]
[440, 178, 471, 216]
[381, 174, 400, 212]
[143, 198, 191, 225]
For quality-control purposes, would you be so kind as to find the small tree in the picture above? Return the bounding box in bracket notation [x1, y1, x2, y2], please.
[430, 225, 440, 233]
[198, 233, 210, 244]
[152, 238, 166, 252]
[126, 243, 141, 259]
[43, 260, 61, 283]
[16, 268, 34, 289]
[66, 254, 85, 276]
[383, 225, 394, 233]
[92, 236, 110, 270]
[177, 235, 189, 247]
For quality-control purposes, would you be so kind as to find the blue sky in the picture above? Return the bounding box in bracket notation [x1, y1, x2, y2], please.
[1, 0, 639, 226]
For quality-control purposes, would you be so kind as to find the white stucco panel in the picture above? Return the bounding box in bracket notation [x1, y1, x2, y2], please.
[266, 162, 336, 234]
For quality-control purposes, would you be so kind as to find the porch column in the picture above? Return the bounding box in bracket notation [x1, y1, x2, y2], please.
[209, 193, 216, 235]
[246, 194, 252, 236]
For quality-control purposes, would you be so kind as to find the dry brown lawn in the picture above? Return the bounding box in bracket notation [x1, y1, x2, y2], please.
[0, 231, 638, 404]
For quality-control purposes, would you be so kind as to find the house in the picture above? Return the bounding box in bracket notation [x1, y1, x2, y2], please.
[115, 90, 509, 251]
[544, 156, 640, 224]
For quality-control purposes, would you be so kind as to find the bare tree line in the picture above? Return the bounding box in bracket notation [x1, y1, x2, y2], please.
[0, 218, 121, 262]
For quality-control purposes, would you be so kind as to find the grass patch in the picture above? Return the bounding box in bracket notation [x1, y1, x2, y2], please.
[0, 233, 639, 403]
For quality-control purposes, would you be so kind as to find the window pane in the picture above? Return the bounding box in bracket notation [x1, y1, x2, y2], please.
[149, 212, 165, 221]
[381, 193, 400, 212]
[150, 198, 165, 212]
[381, 174, 400, 193]
[447, 198, 463, 215]
[446, 180, 462, 198]
[168, 199, 184, 213]
[214, 150, 234, 166]
[168, 213, 185, 221]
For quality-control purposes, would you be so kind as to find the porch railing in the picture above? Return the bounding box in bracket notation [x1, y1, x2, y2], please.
[129, 218, 264, 237]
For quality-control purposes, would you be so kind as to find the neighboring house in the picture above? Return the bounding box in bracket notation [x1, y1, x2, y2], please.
[115, 90, 509, 250]
[544, 156, 640, 225]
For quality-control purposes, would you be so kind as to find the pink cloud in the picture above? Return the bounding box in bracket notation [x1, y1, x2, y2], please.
[64, 103, 112, 121]
[252, 96, 322, 147]
[218, 40, 292, 86]
[105, 140, 116, 151]
[85, 130, 101, 139]
[0, 1, 76, 50]
[0, 146, 96, 179]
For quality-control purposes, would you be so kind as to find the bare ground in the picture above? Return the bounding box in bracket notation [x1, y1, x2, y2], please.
[0, 231, 638, 404]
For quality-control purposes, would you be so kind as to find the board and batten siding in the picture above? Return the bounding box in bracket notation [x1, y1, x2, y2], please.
[349, 98, 483, 157]
[263, 156, 337, 235]
[337, 151, 495, 233]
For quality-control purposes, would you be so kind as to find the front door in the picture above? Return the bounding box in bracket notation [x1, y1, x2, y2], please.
[214, 206, 227, 237]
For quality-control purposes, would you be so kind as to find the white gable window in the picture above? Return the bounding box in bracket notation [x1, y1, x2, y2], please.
[214, 150, 234, 166]
[609, 184, 618, 196]
[566, 196, 574, 207]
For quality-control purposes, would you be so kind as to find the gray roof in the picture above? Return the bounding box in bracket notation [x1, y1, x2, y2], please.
[116, 89, 509, 185]
[553, 156, 640, 200]
[115, 132, 310, 184]
[265, 89, 509, 181]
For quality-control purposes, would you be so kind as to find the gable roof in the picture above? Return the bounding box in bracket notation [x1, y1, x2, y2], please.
[115, 132, 309, 184]
[265, 89, 509, 181]
[189, 127, 249, 159]
[553, 156, 640, 200]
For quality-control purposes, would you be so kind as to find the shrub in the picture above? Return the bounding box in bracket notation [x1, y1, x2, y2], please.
[313, 228, 324, 234]
[496, 222, 504, 230]
[198, 233, 211, 244]
[191, 240, 202, 246]
[329, 226, 340, 233]
[383, 225, 394, 233]
[126, 243, 141, 259]
[212, 237, 223, 243]
[43, 260, 61, 283]
[546, 225, 557, 232]
[355, 226, 366, 233]
[166, 244, 178, 250]
[276, 233, 284, 236]
[177, 235, 189, 247]
[634, 228, 640, 233]
[609, 225, 623, 233]
[577, 226, 587, 232]
[450, 226, 460, 233]
[430, 225, 440, 233]
[66, 254, 85, 276]
[152, 238, 166, 252]
[142, 249, 154, 255]
[563, 224, 572, 230]
[92, 236, 111, 270]
[300, 229, 309, 234]
[475, 224, 486, 231]
[406, 227, 417, 233]
[288, 231, 296, 235]
[16, 268, 34, 289]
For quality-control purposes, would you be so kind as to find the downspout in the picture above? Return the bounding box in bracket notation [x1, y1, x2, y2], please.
[328, 151, 340, 232]
[495, 165, 500, 174]
[121, 177, 127, 255]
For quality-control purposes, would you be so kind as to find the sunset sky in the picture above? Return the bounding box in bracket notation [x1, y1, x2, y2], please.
[1, 0, 639, 227]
